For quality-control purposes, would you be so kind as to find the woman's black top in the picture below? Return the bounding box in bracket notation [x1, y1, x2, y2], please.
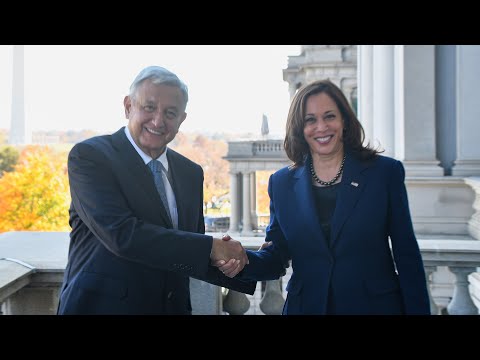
[312, 182, 340, 247]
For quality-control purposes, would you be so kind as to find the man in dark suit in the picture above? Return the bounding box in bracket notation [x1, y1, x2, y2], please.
[57, 66, 254, 315]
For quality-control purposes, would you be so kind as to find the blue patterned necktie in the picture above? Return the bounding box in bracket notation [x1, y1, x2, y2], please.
[147, 160, 172, 225]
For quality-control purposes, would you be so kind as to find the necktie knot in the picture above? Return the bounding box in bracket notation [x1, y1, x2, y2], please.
[148, 160, 162, 173]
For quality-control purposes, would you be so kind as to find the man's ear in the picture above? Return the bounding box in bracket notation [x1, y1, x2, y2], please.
[124, 96, 131, 118]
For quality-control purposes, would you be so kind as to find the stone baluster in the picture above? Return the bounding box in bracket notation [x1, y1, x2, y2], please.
[424, 266, 439, 315]
[259, 279, 285, 315]
[446, 266, 478, 315]
[222, 289, 250, 315]
[468, 272, 480, 314]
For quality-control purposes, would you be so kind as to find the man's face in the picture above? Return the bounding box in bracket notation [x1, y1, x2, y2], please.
[124, 79, 186, 159]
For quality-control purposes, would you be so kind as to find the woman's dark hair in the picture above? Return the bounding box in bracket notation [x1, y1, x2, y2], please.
[284, 79, 381, 167]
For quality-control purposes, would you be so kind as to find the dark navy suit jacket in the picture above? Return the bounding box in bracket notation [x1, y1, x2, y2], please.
[58, 127, 255, 315]
[241, 153, 430, 315]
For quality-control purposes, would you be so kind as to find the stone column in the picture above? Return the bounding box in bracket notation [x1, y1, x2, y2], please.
[357, 45, 374, 146]
[452, 45, 480, 176]
[288, 82, 297, 101]
[395, 45, 442, 176]
[435, 45, 457, 175]
[242, 172, 253, 234]
[372, 45, 395, 157]
[250, 172, 257, 230]
[228, 171, 240, 233]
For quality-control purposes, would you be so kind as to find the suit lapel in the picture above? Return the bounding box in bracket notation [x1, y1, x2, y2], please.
[111, 128, 173, 227]
[330, 154, 368, 247]
[166, 150, 185, 230]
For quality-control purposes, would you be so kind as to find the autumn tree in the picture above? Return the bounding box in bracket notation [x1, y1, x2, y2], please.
[255, 170, 274, 216]
[0, 145, 71, 232]
[0, 145, 19, 177]
[171, 132, 229, 213]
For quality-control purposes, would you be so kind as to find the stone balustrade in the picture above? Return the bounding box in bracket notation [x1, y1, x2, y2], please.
[225, 140, 289, 160]
[1, 232, 479, 315]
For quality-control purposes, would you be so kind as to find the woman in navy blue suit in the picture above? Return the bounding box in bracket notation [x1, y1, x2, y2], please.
[217, 79, 430, 315]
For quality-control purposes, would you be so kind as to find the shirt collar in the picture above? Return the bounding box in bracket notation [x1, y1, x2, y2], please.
[124, 126, 169, 172]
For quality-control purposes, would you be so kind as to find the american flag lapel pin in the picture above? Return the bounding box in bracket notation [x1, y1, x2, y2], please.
[351, 181, 359, 187]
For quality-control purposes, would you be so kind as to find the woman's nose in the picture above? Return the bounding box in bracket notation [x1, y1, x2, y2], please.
[315, 119, 328, 131]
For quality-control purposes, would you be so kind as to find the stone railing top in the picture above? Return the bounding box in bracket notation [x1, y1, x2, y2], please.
[465, 176, 480, 187]
[418, 238, 480, 267]
[0, 261, 32, 289]
[207, 232, 265, 250]
[0, 231, 69, 271]
[2, 231, 479, 266]
[224, 140, 288, 160]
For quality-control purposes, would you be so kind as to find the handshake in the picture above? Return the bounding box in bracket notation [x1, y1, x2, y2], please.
[210, 234, 272, 278]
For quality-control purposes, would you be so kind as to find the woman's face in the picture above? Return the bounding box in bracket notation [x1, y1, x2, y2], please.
[303, 92, 344, 159]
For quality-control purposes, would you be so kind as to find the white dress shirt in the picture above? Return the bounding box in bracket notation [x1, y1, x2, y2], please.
[125, 127, 178, 229]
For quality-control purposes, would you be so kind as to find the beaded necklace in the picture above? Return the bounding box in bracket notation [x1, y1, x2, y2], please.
[310, 155, 346, 186]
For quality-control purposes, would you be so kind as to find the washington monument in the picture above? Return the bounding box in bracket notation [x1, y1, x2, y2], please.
[9, 45, 31, 145]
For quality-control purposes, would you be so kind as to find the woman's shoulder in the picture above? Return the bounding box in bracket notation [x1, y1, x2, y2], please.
[365, 155, 405, 179]
[366, 154, 401, 168]
[273, 163, 299, 177]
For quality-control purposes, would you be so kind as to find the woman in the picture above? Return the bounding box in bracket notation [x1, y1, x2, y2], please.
[218, 79, 430, 315]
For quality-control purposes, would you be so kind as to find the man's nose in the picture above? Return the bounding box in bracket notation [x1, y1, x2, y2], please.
[151, 112, 165, 127]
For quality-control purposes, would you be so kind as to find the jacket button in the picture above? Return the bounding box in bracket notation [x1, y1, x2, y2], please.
[167, 291, 173, 299]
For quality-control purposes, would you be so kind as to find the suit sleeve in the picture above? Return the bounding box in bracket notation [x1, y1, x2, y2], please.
[190, 169, 256, 295]
[68, 142, 213, 278]
[239, 174, 291, 281]
[388, 160, 430, 314]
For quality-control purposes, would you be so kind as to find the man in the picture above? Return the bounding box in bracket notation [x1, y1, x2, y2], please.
[58, 66, 254, 315]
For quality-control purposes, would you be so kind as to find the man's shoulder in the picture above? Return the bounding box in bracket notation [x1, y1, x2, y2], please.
[73, 128, 123, 151]
[69, 133, 116, 160]
[81, 134, 112, 147]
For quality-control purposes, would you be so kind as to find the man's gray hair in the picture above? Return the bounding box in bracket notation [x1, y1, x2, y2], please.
[129, 66, 189, 108]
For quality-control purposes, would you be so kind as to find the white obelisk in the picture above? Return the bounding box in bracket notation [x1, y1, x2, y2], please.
[9, 45, 30, 145]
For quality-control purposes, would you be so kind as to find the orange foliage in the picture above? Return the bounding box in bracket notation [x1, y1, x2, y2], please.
[255, 170, 274, 215]
[0, 145, 71, 233]
[171, 132, 229, 206]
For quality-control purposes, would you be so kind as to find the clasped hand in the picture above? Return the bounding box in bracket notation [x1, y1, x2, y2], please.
[210, 234, 249, 278]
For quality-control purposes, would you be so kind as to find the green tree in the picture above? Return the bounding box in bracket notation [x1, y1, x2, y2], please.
[0, 146, 19, 177]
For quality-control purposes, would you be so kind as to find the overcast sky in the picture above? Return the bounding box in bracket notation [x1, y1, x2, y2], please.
[0, 45, 301, 137]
